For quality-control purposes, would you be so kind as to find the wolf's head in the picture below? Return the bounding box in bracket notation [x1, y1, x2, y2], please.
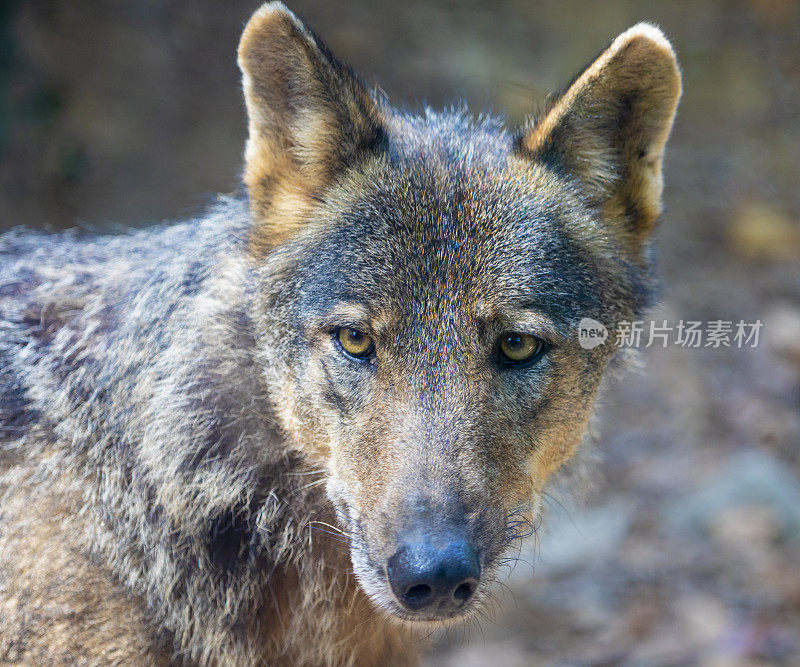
[238, 3, 680, 624]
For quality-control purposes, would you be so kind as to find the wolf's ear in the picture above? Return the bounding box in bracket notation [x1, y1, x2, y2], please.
[238, 2, 385, 247]
[517, 24, 681, 254]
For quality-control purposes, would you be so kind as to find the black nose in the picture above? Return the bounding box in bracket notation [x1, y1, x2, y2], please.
[387, 538, 480, 613]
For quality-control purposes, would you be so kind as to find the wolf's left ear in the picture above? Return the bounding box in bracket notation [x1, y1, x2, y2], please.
[238, 2, 385, 248]
[517, 24, 681, 254]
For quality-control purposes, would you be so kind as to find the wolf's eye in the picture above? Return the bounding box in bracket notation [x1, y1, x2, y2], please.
[498, 332, 545, 366]
[335, 327, 375, 360]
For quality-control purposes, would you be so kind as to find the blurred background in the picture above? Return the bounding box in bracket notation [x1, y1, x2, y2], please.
[1, 1, 798, 664]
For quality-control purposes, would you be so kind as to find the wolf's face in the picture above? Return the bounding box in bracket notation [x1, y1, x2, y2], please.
[239, 3, 680, 623]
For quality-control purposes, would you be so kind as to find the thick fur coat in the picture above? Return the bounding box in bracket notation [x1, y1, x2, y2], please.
[1, 4, 680, 665]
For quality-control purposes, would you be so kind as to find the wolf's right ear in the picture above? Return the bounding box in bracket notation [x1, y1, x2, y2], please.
[238, 2, 385, 249]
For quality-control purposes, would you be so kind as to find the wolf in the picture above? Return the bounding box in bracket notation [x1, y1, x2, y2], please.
[0, 3, 681, 665]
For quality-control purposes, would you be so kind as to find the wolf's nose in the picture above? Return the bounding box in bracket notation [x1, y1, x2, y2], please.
[387, 538, 480, 613]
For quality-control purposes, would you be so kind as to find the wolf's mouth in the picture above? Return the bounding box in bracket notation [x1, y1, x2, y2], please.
[326, 486, 513, 626]
[386, 601, 479, 624]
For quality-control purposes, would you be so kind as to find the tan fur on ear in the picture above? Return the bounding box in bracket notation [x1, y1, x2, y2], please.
[518, 23, 682, 254]
[238, 2, 385, 253]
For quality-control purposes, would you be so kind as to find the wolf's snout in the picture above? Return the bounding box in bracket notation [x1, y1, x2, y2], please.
[386, 537, 480, 615]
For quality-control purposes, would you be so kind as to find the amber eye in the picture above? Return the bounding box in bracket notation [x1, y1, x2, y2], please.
[336, 327, 375, 359]
[498, 332, 545, 365]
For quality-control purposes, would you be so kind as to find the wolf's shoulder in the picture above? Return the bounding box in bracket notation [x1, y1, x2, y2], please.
[0, 198, 252, 445]
[0, 196, 250, 297]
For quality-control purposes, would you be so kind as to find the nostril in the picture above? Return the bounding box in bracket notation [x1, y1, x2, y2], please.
[452, 580, 476, 602]
[404, 583, 433, 602]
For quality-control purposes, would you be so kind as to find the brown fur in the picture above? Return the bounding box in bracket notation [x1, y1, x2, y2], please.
[0, 465, 170, 665]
